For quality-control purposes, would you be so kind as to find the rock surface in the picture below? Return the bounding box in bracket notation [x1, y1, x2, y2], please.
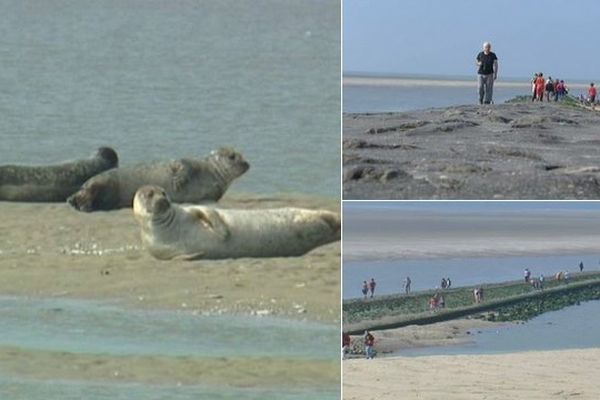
[343, 102, 600, 199]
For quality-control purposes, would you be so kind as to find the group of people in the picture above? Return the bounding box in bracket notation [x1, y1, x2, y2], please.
[440, 277, 452, 289]
[524, 268, 544, 289]
[476, 41, 596, 108]
[342, 330, 376, 360]
[531, 73, 568, 102]
[361, 278, 376, 299]
[428, 291, 446, 310]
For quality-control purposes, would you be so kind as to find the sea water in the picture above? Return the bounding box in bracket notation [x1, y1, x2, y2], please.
[0, 296, 337, 359]
[343, 254, 600, 299]
[396, 300, 600, 356]
[343, 81, 527, 113]
[0, 296, 338, 399]
[0, 0, 340, 198]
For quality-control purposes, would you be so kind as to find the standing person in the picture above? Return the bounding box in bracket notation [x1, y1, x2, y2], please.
[524, 268, 531, 283]
[446, 277, 452, 288]
[545, 77, 555, 102]
[553, 79, 560, 101]
[588, 83, 597, 107]
[362, 281, 368, 299]
[369, 278, 376, 298]
[476, 42, 499, 104]
[555, 79, 564, 101]
[342, 332, 351, 359]
[564, 270, 570, 284]
[531, 73, 538, 101]
[579, 261, 584, 272]
[539, 274, 545, 290]
[404, 276, 412, 294]
[364, 331, 375, 359]
[535, 73, 545, 101]
[441, 278, 447, 289]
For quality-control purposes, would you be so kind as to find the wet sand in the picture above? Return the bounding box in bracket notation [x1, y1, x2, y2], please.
[344, 102, 600, 199]
[345, 319, 498, 356]
[0, 346, 338, 389]
[343, 348, 600, 399]
[0, 194, 340, 322]
[0, 194, 340, 391]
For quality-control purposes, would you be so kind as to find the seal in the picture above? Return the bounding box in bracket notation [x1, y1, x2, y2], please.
[67, 147, 249, 212]
[0, 147, 118, 202]
[133, 185, 340, 260]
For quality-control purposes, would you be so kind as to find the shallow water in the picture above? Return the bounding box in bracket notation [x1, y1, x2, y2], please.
[343, 83, 527, 113]
[397, 300, 600, 357]
[0, 296, 338, 399]
[0, 0, 340, 198]
[343, 254, 600, 299]
[0, 296, 337, 359]
[0, 377, 339, 400]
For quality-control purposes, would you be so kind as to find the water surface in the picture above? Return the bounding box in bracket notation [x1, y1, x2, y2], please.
[0, 0, 340, 197]
[397, 300, 600, 357]
[343, 254, 600, 299]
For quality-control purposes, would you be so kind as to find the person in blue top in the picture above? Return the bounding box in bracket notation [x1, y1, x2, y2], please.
[476, 42, 499, 105]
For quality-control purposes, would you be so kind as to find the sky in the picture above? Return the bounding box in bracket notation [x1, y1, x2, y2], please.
[344, 0, 600, 80]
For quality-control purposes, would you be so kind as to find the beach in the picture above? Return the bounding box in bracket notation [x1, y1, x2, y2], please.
[344, 101, 600, 199]
[0, 195, 340, 321]
[343, 348, 600, 400]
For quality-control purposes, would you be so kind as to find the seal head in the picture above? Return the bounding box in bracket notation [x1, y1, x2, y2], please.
[207, 147, 250, 186]
[133, 185, 172, 221]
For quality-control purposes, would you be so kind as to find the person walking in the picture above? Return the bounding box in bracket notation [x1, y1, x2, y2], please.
[588, 83, 597, 108]
[535, 73, 545, 101]
[362, 281, 368, 299]
[476, 42, 498, 104]
[579, 261, 584, 272]
[531, 73, 538, 101]
[369, 278, 376, 298]
[545, 77, 555, 102]
[404, 276, 411, 294]
[524, 268, 531, 283]
[364, 331, 375, 359]
[342, 332, 351, 359]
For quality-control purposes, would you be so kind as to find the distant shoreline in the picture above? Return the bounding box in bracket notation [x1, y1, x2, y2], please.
[344, 75, 589, 89]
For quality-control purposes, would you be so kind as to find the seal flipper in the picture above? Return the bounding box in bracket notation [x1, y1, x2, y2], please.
[189, 208, 230, 241]
[169, 160, 190, 192]
[173, 252, 205, 261]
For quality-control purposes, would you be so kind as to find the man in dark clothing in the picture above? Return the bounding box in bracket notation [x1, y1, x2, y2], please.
[476, 42, 499, 104]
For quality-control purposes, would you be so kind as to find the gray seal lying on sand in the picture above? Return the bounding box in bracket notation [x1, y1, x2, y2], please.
[67, 147, 249, 212]
[133, 185, 341, 260]
[0, 147, 118, 202]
